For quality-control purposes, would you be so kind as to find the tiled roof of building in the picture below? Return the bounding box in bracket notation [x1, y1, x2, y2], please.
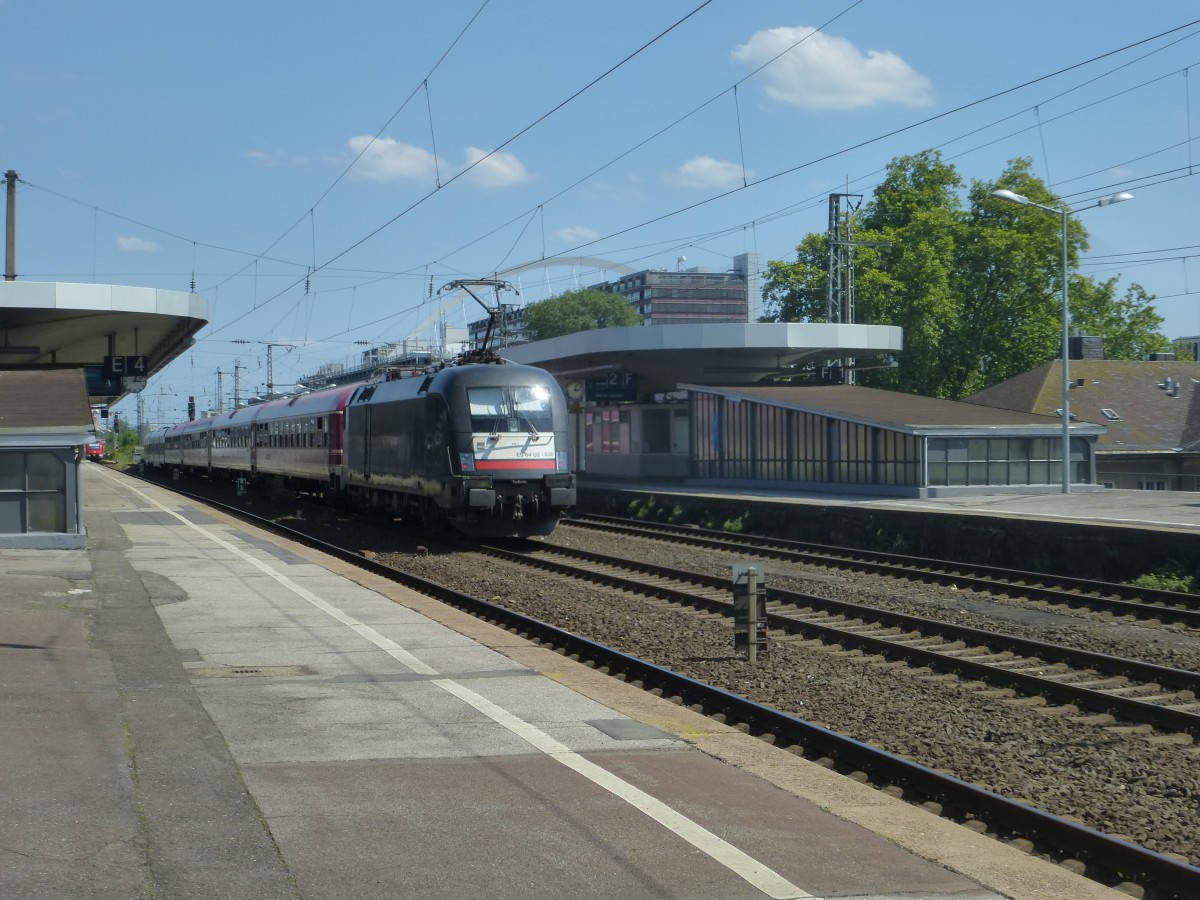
[0, 368, 93, 432]
[684, 383, 1071, 430]
[966, 359, 1200, 452]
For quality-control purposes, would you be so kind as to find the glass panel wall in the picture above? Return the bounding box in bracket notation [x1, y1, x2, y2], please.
[875, 430, 921, 485]
[0, 450, 73, 534]
[690, 394, 920, 486]
[927, 436, 1088, 487]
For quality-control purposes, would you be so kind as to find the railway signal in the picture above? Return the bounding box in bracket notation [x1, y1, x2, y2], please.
[732, 564, 767, 662]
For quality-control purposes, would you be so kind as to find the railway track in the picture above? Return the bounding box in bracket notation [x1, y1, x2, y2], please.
[564, 514, 1200, 627]
[133, 473, 1200, 899]
[483, 540, 1200, 740]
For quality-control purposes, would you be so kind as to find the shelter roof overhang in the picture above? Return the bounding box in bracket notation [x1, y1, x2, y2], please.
[503, 322, 903, 391]
[0, 281, 208, 407]
[685, 382, 1106, 437]
[0, 368, 94, 445]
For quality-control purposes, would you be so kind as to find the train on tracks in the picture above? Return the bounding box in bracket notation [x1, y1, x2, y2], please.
[142, 359, 576, 537]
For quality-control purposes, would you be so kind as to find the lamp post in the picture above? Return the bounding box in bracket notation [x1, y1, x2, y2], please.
[990, 188, 1133, 492]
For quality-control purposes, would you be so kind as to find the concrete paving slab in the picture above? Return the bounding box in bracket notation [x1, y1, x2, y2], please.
[4, 465, 1123, 900]
[0, 608, 144, 898]
[241, 750, 995, 900]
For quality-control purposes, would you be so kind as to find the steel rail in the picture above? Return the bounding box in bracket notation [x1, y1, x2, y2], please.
[566, 515, 1200, 626]
[129, 474, 1200, 899]
[495, 542, 1200, 736]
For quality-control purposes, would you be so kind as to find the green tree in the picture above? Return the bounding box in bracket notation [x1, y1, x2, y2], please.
[522, 288, 642, 341]
[109, 427, 143, 469]
[761, 151, 1170, 398]
[1172, 337, 1198, 361]
[117, 429, 141, 453]
[1069, 280, 1170, 361]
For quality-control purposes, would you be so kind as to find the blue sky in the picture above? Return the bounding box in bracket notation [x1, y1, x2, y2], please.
[5, 1, 1200, 422]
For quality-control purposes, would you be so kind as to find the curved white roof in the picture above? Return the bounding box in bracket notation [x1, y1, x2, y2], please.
[503, 322, 903, 389]
[0, 281, 208, 405]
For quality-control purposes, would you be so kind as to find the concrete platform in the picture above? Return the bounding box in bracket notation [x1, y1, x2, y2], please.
[581, 479, 1200, 533]
[0, 466, 1133, 899]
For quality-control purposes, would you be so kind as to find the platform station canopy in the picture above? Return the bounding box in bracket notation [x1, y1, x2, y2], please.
[0, 281, 208, 408]
[504, 322, 904, 394]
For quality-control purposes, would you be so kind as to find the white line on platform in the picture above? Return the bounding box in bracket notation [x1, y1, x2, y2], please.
[106, 472, 818, 900]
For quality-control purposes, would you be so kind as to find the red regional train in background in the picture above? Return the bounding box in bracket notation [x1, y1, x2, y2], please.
[142, 359, 576, 538]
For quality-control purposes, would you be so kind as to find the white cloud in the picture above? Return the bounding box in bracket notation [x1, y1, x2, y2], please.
[555, 225, 600, 244]
[733, 27, 932, 110]
[672, 156, 747, 189]
[461, 147, 530, 187]
[116, 235, 158, 252]
[340, 137, 529, 187]
[347, 135, 439, 182]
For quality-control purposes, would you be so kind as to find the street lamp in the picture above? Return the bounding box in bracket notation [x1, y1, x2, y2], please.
[990, 188, 1133, 492]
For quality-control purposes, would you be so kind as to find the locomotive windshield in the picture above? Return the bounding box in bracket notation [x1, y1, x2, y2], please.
[468, 385, 554, 435]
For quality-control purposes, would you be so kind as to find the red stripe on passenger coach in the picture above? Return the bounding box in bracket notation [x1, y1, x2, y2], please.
[475, 459, 554, 470]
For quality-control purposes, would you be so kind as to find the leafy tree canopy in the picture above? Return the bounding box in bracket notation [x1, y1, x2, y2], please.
[523, 288, 643, 341]
[761, 151, 1170, 398]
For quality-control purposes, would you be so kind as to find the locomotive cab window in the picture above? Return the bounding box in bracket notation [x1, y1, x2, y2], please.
[468, 385, 553, 434]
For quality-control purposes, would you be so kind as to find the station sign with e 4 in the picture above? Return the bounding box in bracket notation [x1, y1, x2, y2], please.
[103, 355, 148, 378]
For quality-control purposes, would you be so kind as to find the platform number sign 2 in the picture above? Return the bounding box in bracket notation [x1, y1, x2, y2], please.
[103, 355, 148, 378]
[585, 371, 638, 402]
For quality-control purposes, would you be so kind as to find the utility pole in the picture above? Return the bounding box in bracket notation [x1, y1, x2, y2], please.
[215, 369, 224, 414]
[826, 193, 861, 327]
[826, 193, 887, 385]
[233, 340, 296, 397]
[233, 359, 247, 408]
[6, 169, 18, 281]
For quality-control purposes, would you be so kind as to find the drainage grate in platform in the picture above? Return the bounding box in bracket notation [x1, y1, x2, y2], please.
[189, 665, 314, 678]
[587, 719, 674, 741]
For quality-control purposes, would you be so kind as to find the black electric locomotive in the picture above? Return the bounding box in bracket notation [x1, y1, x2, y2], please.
[343, 361, 575, 537]
[143, 359, 576, 538]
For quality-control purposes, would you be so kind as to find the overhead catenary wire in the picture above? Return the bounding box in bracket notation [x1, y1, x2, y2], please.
[28, 9, 1200, 415]
[29, 11, 1199, 327]
[552, 19, 1200, 261]
[201, 0, 495, 298]
[204, 0, 720, 341]
[447, 0, 868, 274]
[444, 16, 1200, 288]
